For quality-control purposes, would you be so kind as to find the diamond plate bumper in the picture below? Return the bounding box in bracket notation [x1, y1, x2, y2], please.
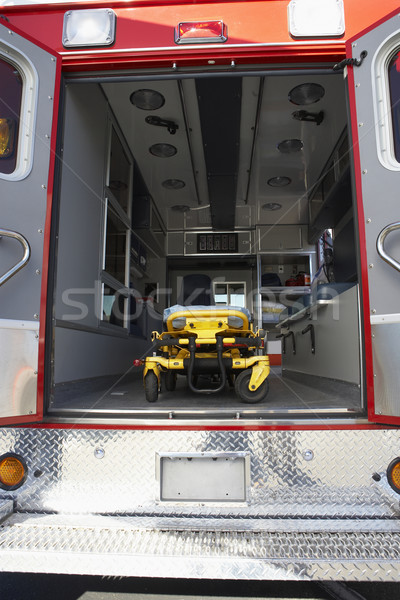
[0, 427, 400, 580]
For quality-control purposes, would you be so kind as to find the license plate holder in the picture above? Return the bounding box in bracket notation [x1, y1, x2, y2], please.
[157, 452, 249, 503]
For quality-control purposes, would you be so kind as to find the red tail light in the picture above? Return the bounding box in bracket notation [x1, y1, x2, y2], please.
[175, 21, 227, 44]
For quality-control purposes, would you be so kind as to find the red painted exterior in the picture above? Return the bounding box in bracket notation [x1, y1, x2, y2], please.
[1, 0, 399, 431]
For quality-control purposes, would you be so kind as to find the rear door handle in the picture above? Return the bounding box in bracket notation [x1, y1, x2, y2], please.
[376, 222, 400, 273]
[0, 228, 31, 287]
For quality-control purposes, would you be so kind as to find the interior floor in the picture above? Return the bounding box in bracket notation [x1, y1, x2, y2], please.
[49, 367, 362, 417]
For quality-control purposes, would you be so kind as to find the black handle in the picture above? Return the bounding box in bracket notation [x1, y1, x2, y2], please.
[302, 324, 315, 354]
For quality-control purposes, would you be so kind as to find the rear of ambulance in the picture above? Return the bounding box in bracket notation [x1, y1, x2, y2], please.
[1, 0, 400, 581]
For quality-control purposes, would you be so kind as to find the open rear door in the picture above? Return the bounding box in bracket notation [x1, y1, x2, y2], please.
[347, 9, 400, 424]
[0, 22, 60, 425]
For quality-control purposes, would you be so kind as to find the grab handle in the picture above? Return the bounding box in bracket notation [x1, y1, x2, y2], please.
[302, 324, 315, 354]
[376, 222, 400, 273]
[0, 229, 31, 287]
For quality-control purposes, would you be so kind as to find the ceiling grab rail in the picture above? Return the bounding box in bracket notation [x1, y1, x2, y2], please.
[376, 222, 400, 273]
[0, 228, 31, 287]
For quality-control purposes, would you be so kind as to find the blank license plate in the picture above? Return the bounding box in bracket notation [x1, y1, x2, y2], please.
[159, 453, 248, 502]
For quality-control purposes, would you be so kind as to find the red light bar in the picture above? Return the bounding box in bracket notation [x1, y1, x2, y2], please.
[175, 21, 227, 44]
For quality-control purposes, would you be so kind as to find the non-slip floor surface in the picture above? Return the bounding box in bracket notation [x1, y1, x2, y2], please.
[50, 367, 362, 418]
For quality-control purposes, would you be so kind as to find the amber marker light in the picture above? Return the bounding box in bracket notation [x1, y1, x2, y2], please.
[387, 458, 400, 493]
[0, 454, 28, 490]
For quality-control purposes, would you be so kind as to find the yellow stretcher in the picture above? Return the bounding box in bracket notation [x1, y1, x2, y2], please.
[143, 305, 270, 404]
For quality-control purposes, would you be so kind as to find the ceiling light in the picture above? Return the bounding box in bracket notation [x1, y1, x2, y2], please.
[171, 205, 190, 212]
[267, 176, 291, 187]
[162, 179, 186, 189]
[277, 139, 303, 153]
[149, 143, 177, 158]
[289, 83, 325, 105]
[130, 89, 165, 111]
[109, 180, 127, 191]
[262, 203, 282, 211]
[63, 9, 116, 47]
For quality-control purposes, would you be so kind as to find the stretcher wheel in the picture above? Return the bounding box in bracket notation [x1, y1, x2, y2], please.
[164, 371, 177, 392]
[235, 369, 269, 404]
[145, 372, 158, 403]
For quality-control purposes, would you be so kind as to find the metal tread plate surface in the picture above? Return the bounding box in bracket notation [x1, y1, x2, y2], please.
[1, 514, 400, 580]
[1, 427, 400, 579]
[1, 428, 400, 518]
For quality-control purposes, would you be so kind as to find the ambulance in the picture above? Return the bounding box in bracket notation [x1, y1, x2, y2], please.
[1, 0, 400, 582]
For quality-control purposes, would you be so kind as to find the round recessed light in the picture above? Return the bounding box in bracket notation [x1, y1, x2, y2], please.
[277, 139, 303, 153]
[262, 203, 282, 211]
[267, 176, 291, 187]
[149, 143, 177, 158]
[288, 83, 325, 106]
[171, 204, 190, 213]
[109, 180, 128, 191]
[130, 89, 165, 110]
[162, 179, 186, 190]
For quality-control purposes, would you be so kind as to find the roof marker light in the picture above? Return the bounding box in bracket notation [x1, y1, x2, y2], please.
[63, 9, 116, 48]
[288, 0, 345, 38]
[175, 21, 227, 44]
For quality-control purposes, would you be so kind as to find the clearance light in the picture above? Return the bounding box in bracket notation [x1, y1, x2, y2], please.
[0, 118, 16, 158]
[175, 21, 227, 44]
[0, 454, 27, 490]
[288, 0, 345, 38]
[63, 9, 116, 48]
[387, 458, 400, 494]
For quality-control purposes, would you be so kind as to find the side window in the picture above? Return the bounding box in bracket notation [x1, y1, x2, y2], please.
[101, 122, 133, 328]
[388, 50, 400, 163]
[0, 57, 22, 175]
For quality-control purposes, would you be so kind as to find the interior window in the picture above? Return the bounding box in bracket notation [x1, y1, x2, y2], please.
[214, 282, 246, 307]
[388, 49, 400, 162]
[0, 58, 22, 175]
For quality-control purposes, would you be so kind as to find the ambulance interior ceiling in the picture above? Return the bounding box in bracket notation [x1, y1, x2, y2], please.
[101, 72, 347, 232]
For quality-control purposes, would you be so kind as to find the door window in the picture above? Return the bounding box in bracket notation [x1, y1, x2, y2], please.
[0, 58, 22, 175]
[388, 49, 400, 162]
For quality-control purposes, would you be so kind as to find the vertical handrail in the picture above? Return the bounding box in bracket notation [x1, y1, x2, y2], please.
[0, 228, 31, 287]
[376, 222, 400, 273]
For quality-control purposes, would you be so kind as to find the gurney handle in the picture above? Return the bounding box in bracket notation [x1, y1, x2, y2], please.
[187, 336, 227, 394]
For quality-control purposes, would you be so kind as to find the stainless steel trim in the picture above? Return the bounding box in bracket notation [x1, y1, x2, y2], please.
[45, 416, 369, 426]
[0, 229, 30, 287]
[60, 40, 345, 57]
[66, 68, 340, 85]
[376, 222, 400, 273]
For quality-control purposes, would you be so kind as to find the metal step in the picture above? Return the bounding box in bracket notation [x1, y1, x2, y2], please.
[0, 514, 399, 581]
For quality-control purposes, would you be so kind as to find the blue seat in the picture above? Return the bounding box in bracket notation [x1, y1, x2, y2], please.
[178, 274, 215, 306]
